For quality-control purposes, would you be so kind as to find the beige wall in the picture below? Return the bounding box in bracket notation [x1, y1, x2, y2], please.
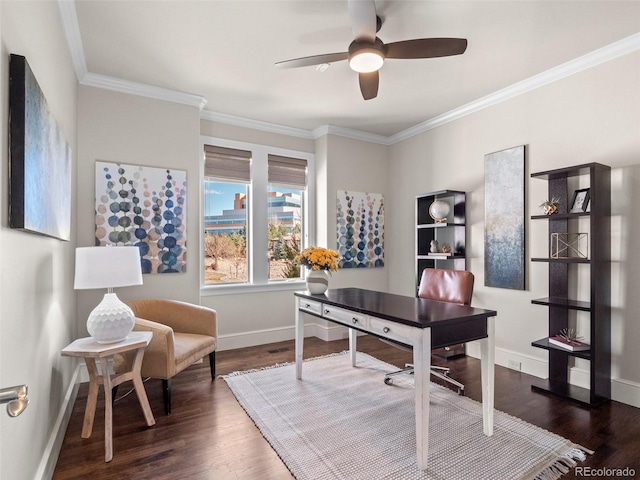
[386, 50, 640, 406]
[322, 135, 389, 292]
[197, 121, 389, 347]
[77, 86, 202, 326]
[0, 2, 78, 479]
[308, 134, 390, 340]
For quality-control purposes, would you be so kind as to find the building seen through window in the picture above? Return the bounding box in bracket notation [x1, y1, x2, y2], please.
[202, 143, 308, 286]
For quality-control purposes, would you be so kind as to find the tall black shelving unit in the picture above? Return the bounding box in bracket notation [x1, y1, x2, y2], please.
[530, 163, 611, 406]
[416, 190, 467, 358]
[415, 190, 466, 289]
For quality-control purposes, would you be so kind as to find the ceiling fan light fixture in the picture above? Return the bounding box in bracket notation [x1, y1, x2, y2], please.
[348, 38, 385, 73]
[349, 51, 384, 73]
[276, 1, 468, 100]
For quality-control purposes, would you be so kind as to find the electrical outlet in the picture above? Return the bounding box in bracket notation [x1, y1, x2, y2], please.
[508, 360, 522, 371]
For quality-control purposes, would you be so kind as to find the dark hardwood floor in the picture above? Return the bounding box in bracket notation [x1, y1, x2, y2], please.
[53, 336, 640, 479]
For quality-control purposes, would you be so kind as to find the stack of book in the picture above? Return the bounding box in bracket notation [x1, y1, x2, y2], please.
[548, 336, 590, 351]
[427, 252, 452, 257]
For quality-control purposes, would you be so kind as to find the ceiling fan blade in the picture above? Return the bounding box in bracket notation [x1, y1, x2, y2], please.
[359, 71, 379, 100]
[385, 38, 468, 59]
[275, 52, 349, 69]
[348, 0, 377, 43]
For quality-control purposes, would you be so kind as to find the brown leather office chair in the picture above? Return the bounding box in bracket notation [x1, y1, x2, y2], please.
[112, 299, 217, 414]
[383, 268, 474, 394]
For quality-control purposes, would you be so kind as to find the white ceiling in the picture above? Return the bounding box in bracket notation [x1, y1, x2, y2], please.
[71, 1, 640, 138]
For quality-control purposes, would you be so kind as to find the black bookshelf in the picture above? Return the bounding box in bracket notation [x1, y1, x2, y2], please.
[415, 190, 467, 358]
[530, 163, 611, 406]
[415, 190, 466, 288]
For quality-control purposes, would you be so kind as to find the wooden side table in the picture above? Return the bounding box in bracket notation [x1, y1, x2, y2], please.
[61, 331, 156, 462]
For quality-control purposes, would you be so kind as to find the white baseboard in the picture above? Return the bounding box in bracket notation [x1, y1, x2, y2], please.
[466, 342, 640, 407]
[34, 364, 81, 480]
[312, 322, 353, 342]
[218, 324, 303, 351]
[217, 320, 355, 351]
[466, 342, 549, 379]
[611, 377, 640, 408]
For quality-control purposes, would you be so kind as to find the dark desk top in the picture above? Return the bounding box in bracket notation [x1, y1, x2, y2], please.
[295, 287, 497, 329]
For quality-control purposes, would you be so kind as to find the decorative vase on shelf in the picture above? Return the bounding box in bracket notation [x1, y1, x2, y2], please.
[306, 269, 329, 294]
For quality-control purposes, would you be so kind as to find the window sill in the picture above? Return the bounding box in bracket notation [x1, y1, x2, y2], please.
[200, 280, 307, 296]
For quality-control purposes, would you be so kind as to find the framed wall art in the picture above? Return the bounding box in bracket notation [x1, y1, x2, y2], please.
[336, 191, 384, 268]
[9, 54, 71, 241]
[484, 145, 525, 290]
[95, 161, 187, 274]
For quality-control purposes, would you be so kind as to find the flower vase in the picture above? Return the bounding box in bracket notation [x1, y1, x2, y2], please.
[306, 269, 329, 294]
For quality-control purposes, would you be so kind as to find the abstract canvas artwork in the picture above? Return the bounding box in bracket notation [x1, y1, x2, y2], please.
[484, 145, 525, 289]
[9, 54, 71, 241]
[336, 191, 384, 268]
[95, 161, 187, 274]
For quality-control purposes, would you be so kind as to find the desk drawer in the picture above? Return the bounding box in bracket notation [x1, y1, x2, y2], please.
[298, 299, 323, 316]
[369, 317, 414, 345]
[322, 305, 366, 329]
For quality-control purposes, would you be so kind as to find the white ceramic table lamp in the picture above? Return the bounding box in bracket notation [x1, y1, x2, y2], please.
[74, 246, 143, 344]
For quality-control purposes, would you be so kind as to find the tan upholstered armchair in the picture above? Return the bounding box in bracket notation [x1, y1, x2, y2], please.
[113, 299, 217, 414]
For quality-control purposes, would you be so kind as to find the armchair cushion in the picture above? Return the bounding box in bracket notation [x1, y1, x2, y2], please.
[113, 299, 217, 380]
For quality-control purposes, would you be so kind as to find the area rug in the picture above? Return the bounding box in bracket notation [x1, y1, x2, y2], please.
[224, 352, 589, 480]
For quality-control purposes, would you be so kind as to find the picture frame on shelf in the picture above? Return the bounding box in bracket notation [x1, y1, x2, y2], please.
[569, 188, 590, 213]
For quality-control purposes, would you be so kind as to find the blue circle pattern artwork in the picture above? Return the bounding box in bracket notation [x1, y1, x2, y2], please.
[336, 191, 384, 268]
[95, 162, 187, 274]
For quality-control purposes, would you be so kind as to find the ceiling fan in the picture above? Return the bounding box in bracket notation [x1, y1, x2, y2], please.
[275, 0, 467, 100]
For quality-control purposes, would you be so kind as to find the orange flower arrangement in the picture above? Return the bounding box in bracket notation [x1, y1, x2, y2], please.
[296, 246, 340, 272]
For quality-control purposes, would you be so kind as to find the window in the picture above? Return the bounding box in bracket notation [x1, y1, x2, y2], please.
[267, 155, 307, 281]
[201, 137, 314, 292]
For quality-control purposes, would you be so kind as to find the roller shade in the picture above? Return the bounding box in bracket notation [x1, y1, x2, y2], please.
[204, 145, 251, 181]
[268, 154, 307, 187]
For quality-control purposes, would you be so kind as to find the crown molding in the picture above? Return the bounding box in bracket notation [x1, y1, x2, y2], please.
[58, 0, 640, 146]
[389, 32, 640, 144]
[198, 114, 391, 145]
[311, 125, 392, 145]
[200, 110, 314, 139]
[81, 73, 208, 109]
[58, 0, 87, 80]
[58, 0, 206, 109]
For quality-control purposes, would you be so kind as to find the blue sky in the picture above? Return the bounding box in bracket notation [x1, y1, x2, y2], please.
[204, 181, 301, 216]
[204, 181, 244, 216]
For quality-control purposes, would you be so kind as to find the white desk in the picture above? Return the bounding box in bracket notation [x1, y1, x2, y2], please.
[295, 288, 497, 470]
[61, 331, 155, 462]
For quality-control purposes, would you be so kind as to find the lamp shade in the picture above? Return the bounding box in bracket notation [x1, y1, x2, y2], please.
[74, 246, 143, 290]
[75, 246, 143, 344]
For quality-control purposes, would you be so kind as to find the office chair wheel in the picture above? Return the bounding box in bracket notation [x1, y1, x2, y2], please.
[384, 377, 393, 385]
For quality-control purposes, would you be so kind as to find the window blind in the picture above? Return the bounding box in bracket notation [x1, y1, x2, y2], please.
[204, 145, 251, 181]
[268, 154, 307, 187]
